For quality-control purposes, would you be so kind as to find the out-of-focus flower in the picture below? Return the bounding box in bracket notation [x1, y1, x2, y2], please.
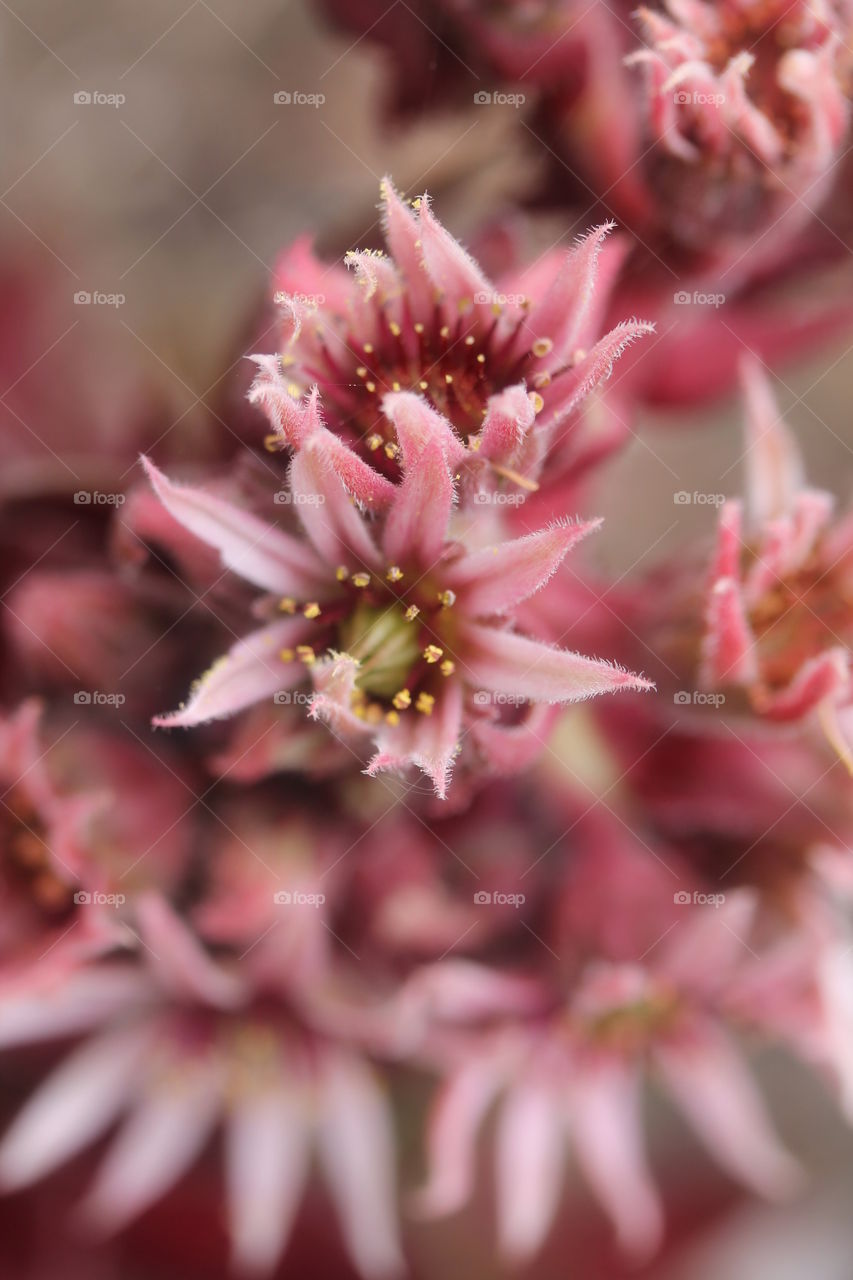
[0, 894, 404, 1278]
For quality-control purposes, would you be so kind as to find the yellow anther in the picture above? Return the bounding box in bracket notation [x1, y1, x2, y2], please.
[336, 565, 350, 581]
[529, 392, 545, 413]
[445, 374, 454, 385]
[532, 337, 553, 358]
[389, 321, 402, 337]
[468, 436, 481, 452]
[296, 645, 315, 665]
[464, 335, 475, 346]
[365, 703, 384, 724]
[571, 347, 587, 364]
[279, 648, 295, 662]
[367, 434, 383, 452]
[384, 442, 400, 460]
[363, 343, 374, 354]
[404, 605, 420, 622]
[440, 659, 455, 677]
[303, 602, 321, 619]
[437, 589, 456, 608]
[286, 383, 301, 398]
[386, 565, 404, 582]
[264, 433, 282, 453]
[415, 692, 435, 716]
[476, 353, 486, 364]
[392, 689, 412, 710]
[419, 380, 428, 390]
[412, 197, 422, 210]
[385, 709, 400, 727]
[439, 325, 450, 338]
[533, 371, 552, 389]
[356, 366, 368, 378]
[392, 381, 401, 392]
[413, 322, 425, 334]
[278, 597, 297, 614]
[352, 573, 370, 589]
[423, 644, 443, 663]
[366, 381, 377, 393]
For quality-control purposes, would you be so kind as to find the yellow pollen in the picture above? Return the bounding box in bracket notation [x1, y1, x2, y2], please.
[414, 322, 425, 334]
[392, 381, 401, 392]
[392, 689, 412, 710]
[296, 645, 315, 665]
[263, 433, 282, 453]
[279, 648, 295, 662]
[303, 602, 321, 619]
[438, 589, 456, 608]
[384, 442, 400, 460]
[278, 597, 297, 614]
[415, 692, 435, 716]
[404, 605, 420, 621]
[423, 644, 443, 663]
[444, 374, 454, 385]
[412, 198, 422, 210]
[336, 565, 350, 581]
[464, 335, 476, 346]
[356, 366, 368, 377]
[386, 565, 404, 582]
[532, 337, 553, 358]
[440, 659, 455, 676]
[287, 383, 301, 398]
[389, 321, 402, 337]
[363, 343, 374, 354]
[476, 353, 486, 364]
[365, 703, 384, 724]
[281, 353, 295, 367]
[352, 573, 370, 589]
[419, 380, 428, 390]
[468, 436, 481, 452]
[367, 434, 382, 451]
[366, 381, 377, 393]
[571, 347, 587, 364]
[385, 709, 400, 726]
[533, 371, 552, 389]
[529, 392, 545, 413]
[440, 325, 450, 339]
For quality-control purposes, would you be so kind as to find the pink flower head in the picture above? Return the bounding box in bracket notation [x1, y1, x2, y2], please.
[141, 442, 652, 797]
[249, 181, 653, 505]
[700, 358, 853, 765]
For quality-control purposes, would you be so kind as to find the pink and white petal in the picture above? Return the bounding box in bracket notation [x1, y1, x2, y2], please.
[570, 1062, 663, 1256]
[80, 1057, 224, 1232]
[380, 178, 431, 313]
[700, 575, 757, 688]
[0, 968, 148, 1048]
[313, 429, 396, 512]
[153, 620, 309, 728]
[477, 384, 536, 468]
[740, 358, 804, 526]
[655, 1023, 802, 1199]
[141, 457, 326, 597]
[316, 1052, 404, 1279]
[381, 437, 454, 569]
[135, 893, 245, 1008]
[418, 196, 493, 316]
[369, 680, 463, 798]
[0, 1026, 147, 1190]
[226, 1086, 311, 1275]
[290, 438, 380, 570]
[446, 519, 601, 617]
[754, 648, 850, 722]
[470, 703, 560, 774]
[544, 321, 656, 428]
[381, 391, 467, 470]
[247, 366, 321, 450]
[462, 622, 653, 704]
[413, 1059, 505, 1216]
[496, 1083, 565, 1261]
[523, 223, 616, 365]
[659, 890, 757, 994]
[309, 652, 371, 738]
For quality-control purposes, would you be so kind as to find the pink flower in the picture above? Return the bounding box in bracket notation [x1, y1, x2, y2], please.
[0, 895, 404, 1278]
[142, 439, 652, 797]
[250, 181, 653, 504]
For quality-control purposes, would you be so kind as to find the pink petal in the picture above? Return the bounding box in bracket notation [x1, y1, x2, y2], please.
[226, 1086, 311, 1275]
[524, 223, 616, 365]
[0, 969, 148, 1048]
[740, 357, 804, 525]
[418, 195, 493, 315]
[289, 437, 380, 569]
[570, 1062, 663, 1255]
[381, 391, 467, 470]
[462, 622, 654, 704]
[81, 1057, 223, 1231]
[700, 575, 757, 688]
[309, 652, 371, 738]
[545, 321, 656, 428]
[0, 1027, 146, 1190]
[755, 648, 850, 721]
[413, 1060, 505, 1216]
[381, 436, 454, 568]
[496, 1083, 565, 1261]
[446, 519, 601, 617]
[247, 364, 321, 450]
[656, 1023, 802, 1198]
[135, 893, 245, 1007]
[478, 384, 536, 467]
[153, 620, 309, 728]
[368, 680, 463, 799]
[141, 456, 326, 597]
[316, 1053, 404, 1278]
[380, 178, 431, 312]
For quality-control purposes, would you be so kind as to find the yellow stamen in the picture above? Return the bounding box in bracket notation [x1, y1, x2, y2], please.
[414, 322, 425, 334]
[440, 659, 455, 677]
[386, 565, 404, 582]
[445, 374, 454, 385]
[278, 597, 297, 614]
[264, 433, 282, 453]
[437, 590, 456, 608]
[365, 381, 377, 393]
[423, 644, 443, 663]
[385, 709, 400, 726]
[356, 366, 368, 378]
[532, 337, 553, 358]
[384, 442, 399, 460]
[476, 353, 486, 364]
[279, 648, 295, 662]
[296, 645, 315, 665]
[404, 605, 420, 622]
[303, 602, 321, 619]
[529, 392, 545, 413]
[389, 320, 402, 337]
[336, 565, 350, 581]
[415, 692, 435, 716]
[352, 573, 370, 589]
[367, 434, 382, 452]
[363, 343, 374, 354]
[392, 689, 412, 710]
